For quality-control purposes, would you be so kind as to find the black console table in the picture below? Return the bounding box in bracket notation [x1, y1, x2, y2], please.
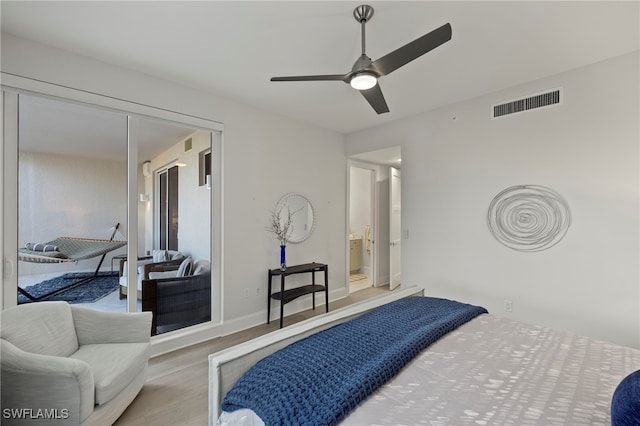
[268, 262, 328, 328]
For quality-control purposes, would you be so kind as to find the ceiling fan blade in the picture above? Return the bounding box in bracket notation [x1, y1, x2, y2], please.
[360, 84, 389, 114]
[372, 23, 452, 76]
[271, 74, 349, 83]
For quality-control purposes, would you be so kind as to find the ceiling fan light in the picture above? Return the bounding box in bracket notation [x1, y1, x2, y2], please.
[350, 73, 377, 90]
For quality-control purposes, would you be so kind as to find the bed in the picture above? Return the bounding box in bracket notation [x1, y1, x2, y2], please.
[209, 287, 640, 426]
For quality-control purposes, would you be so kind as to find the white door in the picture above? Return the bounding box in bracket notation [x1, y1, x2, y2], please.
[389, 167, 401, 290]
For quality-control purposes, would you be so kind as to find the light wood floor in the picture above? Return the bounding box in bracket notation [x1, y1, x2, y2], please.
[114, 285, 391, 426]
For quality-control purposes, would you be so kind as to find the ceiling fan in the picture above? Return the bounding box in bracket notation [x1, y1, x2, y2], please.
[271, 4, 452, 114]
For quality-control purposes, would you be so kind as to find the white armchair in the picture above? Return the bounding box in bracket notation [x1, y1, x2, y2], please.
[1, 301, 152, 425]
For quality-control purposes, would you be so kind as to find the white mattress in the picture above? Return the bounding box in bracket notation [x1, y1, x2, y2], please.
[219, 314, 640, 425]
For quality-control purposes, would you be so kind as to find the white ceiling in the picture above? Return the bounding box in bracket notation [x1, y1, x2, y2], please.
[19, 94, 196, 162]
[2, 1, 639, 138]
[351, 146, 402, 168]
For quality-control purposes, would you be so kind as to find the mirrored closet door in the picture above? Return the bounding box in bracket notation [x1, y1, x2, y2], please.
[4, 89, 219, 336]
[16, 94, 129, 312]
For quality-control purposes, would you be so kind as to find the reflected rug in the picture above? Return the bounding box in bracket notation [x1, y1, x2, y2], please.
[18, 271, 119, 304]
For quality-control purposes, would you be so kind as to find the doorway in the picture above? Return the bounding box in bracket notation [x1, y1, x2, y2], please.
[158, 165, 179, 251]
[389, 167, 401, 290]
[347, 146, 402, 294]
[349, 165, 375, 293]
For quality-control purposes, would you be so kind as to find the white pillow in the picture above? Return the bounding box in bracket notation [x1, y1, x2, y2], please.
[176, 257, 193, 277]
[148, 270, 179, 280]
[192, 260, 211, 275]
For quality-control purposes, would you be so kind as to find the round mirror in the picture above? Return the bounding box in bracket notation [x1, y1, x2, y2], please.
[275, 193, 316, 243]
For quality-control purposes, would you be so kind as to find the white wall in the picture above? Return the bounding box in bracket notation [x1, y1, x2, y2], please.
[143, 129, 212, 261]
[2, 34, 347, 331]
[18, 151, 127, 276]
[221, 101, 346, 327]
[346, 52, 640, 348]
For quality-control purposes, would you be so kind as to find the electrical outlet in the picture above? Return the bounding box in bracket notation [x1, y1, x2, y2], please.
[504, 299, 513, 312]
[256, 287, 261, 296]
[243, 288, 250, 298]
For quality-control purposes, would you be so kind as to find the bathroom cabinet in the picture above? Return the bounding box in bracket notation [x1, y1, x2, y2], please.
[350, 238, 362, 272]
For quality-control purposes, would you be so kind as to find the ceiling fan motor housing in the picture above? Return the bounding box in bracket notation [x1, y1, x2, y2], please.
[353, 5, 374, 23]
[352, 54, 375, 74]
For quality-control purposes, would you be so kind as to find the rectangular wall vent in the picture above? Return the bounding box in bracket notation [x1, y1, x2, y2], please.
[184, 137, 192, 152]
[492, 88, 562, 119]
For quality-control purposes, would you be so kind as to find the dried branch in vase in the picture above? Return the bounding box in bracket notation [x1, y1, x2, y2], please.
[267, 207, 295, 246]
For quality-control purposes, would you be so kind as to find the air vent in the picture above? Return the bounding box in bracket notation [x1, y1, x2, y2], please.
[184, 137, 192, 152]
[492, 88, 562, 119]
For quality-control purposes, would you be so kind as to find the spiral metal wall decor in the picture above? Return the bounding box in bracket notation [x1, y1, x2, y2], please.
[487, 185, 571, 252]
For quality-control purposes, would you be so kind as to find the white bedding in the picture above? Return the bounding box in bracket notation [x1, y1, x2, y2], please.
[218, 314, 640, 426]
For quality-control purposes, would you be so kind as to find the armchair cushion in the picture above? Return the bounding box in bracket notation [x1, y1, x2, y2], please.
[119, 252, 185, 299]
[71, 305, 152, 345]
[119, 250, 183, 278]
[148, 269, 180, 280]
[147, 257, 194, 280]
[1, 301, 78, 357]
[153, 250, 168, 262]
[119, 259, 153, 278]
[152, 249, 183, 263]
[71, 342, 149, 404]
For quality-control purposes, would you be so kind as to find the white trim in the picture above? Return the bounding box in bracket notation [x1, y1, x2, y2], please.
[2, 90, 19, 308]
[345, 161, 352, 291]
[346, 159, 379, 289]
[127, 117, 140, 313]
[151, 322, 223, 358]
[212, 131, 224, 325]
[221, 287, 350, 337]
[369, 166, 378, 286]
[1, 72, 224, 132]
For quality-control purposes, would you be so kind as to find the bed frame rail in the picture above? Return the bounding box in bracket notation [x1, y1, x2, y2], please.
[208, 286, 424, 425]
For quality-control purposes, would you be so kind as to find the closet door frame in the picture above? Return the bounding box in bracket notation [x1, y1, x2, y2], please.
[1, 74, 224, 352]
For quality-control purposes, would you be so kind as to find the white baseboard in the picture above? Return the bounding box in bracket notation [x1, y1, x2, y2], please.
[151, 322, 223, 358]
[221, 287, 349, 336]
[150, 287, 350, 356]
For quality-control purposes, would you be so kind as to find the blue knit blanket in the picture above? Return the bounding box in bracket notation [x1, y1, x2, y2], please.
[221, 297, 487, 426]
